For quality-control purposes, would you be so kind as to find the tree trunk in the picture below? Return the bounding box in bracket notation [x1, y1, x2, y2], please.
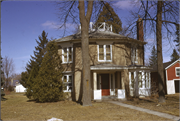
[156, 1, 165, 103]
[79, 1, 93, 106]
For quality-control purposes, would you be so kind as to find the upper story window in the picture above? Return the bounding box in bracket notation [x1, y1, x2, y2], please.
[131, 47, 138, 64]
[175, 67, 180, 77]
[98, 45, 112, 62]
[62, 75, 72, 92]
[62, 47, 73, 63]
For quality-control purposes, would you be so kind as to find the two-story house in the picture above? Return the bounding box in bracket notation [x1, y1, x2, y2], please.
[55, 18, 151, 101]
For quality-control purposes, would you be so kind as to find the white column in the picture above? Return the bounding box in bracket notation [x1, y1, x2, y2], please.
[142, 71, 145, 88]
[129, 72, 131, 89]
[149, 72, 151, 89]
[93, 72, 97, 90]
[99, 75, 101, 89]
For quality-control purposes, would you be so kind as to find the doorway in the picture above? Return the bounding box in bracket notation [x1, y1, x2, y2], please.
[101, 74, 110, 96]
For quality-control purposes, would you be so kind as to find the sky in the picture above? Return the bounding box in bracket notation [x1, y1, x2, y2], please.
[1, 1, 177, 75]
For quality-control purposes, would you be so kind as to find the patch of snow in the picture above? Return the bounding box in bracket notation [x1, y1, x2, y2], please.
[47, 117, 63, 121]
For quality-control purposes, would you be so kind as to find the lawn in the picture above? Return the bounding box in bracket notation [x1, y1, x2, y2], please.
[123, 93, 180, 116]
[1, 92, 170, 120]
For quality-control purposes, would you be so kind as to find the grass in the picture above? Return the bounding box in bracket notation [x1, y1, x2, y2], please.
[1, 92, 171, 121]
[123, 93, 180, 116]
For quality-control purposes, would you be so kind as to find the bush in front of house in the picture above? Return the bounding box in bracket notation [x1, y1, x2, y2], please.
[32, 41, 64, 102]
[8, 85, 14, 92]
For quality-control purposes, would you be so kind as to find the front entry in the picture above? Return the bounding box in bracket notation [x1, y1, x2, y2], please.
[101, 74, 110, 96]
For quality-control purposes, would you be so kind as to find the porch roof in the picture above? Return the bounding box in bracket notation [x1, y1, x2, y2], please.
[90, 64, 151, 71]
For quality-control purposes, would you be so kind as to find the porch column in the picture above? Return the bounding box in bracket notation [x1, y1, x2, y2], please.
[142, 71, 145, 88]
[134, 71, 139, 97]
[113, 73, 115, 90]
[93, 72, 97, 90]
[121, 72, 125, 89]
[117, 72, 119, 89]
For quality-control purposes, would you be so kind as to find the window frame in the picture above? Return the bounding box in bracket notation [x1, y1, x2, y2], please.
[131, 47, 138, 64]
[97, 45, 112, 62]
[175, 67, 180, 77]
[62, 74, 73, 92]
[62, 47, 73, 63]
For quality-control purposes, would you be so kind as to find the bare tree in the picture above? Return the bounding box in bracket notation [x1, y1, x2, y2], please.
[10, 73, 21, 81]
[126, 1, 179, 103]
[2, 56, 14, 89]
[78, 1, 93, 106]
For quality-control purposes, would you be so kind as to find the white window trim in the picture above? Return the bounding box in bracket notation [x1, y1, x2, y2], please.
[97, 45, 112, 62]
[62, 74, 73, 92]
[175, 67, 180, 77]
[62, 47, 73, 64]
[131, 47, 138, 64]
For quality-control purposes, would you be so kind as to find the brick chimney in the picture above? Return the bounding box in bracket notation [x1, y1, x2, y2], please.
[137, 16, 144, 41]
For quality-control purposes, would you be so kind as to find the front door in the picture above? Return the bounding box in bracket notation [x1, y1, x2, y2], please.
[101, 74, 110, 96]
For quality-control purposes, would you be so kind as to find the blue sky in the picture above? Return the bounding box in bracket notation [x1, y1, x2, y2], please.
[1, 1, 177, 74]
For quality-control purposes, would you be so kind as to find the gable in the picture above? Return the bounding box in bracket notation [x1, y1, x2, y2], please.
[166, 61, 180, 81]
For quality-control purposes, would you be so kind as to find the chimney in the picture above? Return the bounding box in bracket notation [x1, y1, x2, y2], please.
[137, 15, 144, 42]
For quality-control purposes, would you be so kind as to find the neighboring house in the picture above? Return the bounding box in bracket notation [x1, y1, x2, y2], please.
[55, 18, 151, 101]
[15, 83, 26, 93]
[151, 60, 180, 95]
[5, 79, 26, 93]
[165, 59, 180, 94]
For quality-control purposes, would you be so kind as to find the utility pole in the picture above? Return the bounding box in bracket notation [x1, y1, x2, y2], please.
[0, 0, 2, 120]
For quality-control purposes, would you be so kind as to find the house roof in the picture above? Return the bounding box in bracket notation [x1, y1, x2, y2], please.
[151, 61, 173, 72]
[55, 30, 147, 45]
[165, 59, 180, 70]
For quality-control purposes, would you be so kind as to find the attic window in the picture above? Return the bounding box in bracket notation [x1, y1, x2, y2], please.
[175, 67, 180, 77]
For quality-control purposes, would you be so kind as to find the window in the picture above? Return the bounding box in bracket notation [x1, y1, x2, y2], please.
[62, 47, 73, 63]
[176, 67, 180, 77]
[62, 75, 72, 92]
[131, 47, 138, 64]
[98, 45, 112, 61]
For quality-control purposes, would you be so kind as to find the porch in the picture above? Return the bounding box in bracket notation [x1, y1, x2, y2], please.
[91, 64, 151, 100]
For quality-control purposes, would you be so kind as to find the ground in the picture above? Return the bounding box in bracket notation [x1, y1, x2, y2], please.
[1, 92, 176, 120]
[123, 93, 179, 116]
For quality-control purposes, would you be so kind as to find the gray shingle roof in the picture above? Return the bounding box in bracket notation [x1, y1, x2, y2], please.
[151, 61, 172, 72]
[55, 30, 143, 43]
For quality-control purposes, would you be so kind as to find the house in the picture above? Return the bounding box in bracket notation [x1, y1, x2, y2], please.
[15, 83, 26, 93]
[5, 79, 26, 93]
[151, 60, 180, 95]
[165, 59, 180, 94]
[55, 18, 151, 101]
